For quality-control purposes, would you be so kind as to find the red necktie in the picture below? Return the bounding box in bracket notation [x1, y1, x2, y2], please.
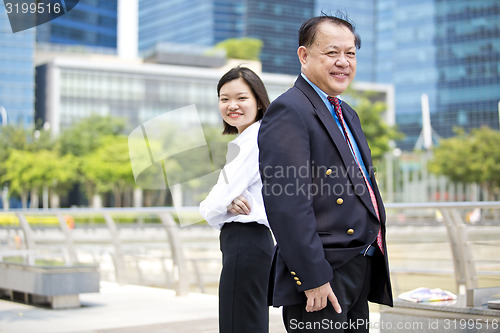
[327, 96, 384, 254]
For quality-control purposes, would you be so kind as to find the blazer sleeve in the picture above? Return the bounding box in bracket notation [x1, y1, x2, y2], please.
[258, 97, 333, 292]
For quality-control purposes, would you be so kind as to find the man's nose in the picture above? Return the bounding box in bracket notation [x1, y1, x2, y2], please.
[336, 55, 349, 67]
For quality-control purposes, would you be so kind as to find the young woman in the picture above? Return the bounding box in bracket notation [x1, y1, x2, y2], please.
[199, 67, 274, 333]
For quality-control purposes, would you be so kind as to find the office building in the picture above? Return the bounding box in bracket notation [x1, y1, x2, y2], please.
[0, 8, 35, 126]
[36, 0, 117, 50]
[35, 50, 392, 138]
[318, 0, 500, 149]
[138, 0, 313, 75]
[246, 0, 314, 74]
[35, 54, 295, 137]
[139, 0, 245, 52]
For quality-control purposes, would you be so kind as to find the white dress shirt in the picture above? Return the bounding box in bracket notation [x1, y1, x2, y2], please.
[199, 121, 269, 230]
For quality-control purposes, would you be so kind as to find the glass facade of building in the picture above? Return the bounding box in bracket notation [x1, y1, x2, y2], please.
[138, 0, 313, 75]
[246, 0, 314, 75]
[434, 0, 500, 137]
[139, 0, 244, 52]
[376, 0, 439, 149]
[322, 0, 500, 150]
[378, 0, 500, 149]
[0, 9, 35, 126]
[36, 0, 117, 49]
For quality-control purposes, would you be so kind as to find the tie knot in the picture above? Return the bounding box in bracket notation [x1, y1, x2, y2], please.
[327, 96, 338, 105]
[327, 96, 342, 117]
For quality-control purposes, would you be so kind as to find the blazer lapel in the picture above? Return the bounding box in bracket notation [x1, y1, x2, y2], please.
[295, 77, 378, 218]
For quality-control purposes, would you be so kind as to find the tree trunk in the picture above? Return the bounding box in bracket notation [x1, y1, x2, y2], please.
[30, 187, 39, 209]
[1, 186, 9, 210]
[42, 186, 49, 209]
[21, 191, 28, 209]
[133, 188, 143, 207]
[92, 194, 102, 208]
[114, 189, 122, 207]
[50, 189, 60, 208]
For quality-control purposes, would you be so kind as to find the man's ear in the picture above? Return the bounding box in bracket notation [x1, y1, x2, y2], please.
[297, 46, 308, 65]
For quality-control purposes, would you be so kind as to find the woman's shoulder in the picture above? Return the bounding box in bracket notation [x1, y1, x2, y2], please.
[233, 121, 260, 145]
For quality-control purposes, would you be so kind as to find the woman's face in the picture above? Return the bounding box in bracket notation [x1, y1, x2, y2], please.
[219, 78, 259, 133]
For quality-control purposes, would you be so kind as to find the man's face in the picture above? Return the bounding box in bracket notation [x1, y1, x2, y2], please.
[299, 22, 357, 97]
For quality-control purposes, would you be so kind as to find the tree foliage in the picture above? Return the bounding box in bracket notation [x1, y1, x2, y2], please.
[58, 115, 125, 156]
[0, 115, 133, 208]
[429, 127, 500, 199]
[213, 37, 263, 61]
[344, 89, 404, 164]
[80, 135, 134, 206]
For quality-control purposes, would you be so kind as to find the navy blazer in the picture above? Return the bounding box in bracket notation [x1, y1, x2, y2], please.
[258, 75, 393, 307]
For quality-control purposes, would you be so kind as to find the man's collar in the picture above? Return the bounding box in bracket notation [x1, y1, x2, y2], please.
[300, 73, 342, 103]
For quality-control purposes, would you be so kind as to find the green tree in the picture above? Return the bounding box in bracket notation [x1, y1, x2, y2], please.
[58, 115, 126, 156]
[2, 149, 37, 208]
[213, 38, 263, 60]
[80, 135, 135, 207]
[2, 149, 78, 208]
[429, 127, 500, 199]
[56, 115, 127, 207]
[344, 90, 404, 164]
[0, 124, 57, 208]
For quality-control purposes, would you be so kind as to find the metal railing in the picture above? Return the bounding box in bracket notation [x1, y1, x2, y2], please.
[385, 201, 500, 294]
[1, 202, 499, 299]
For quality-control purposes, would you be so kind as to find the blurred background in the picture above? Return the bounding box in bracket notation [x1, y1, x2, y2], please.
[0, 0, 499, 310]
[1, 0, 499, 210]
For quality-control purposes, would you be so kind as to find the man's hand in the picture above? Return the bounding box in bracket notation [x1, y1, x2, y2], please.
[227, 195, 251, 215]
[304, 282, 342, 313]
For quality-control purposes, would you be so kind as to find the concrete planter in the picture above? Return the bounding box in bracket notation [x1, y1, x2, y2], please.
[0, 262, 99, 309]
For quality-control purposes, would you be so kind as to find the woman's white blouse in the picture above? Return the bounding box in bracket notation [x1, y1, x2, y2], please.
[199, 121, 269, 230]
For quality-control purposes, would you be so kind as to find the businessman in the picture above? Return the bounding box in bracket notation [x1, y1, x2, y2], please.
[258, 14, 393, 332]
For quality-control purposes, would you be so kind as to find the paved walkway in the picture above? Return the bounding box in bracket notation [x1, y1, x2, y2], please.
[0, 282, 381, 333]
[0, 282, 285, 333]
